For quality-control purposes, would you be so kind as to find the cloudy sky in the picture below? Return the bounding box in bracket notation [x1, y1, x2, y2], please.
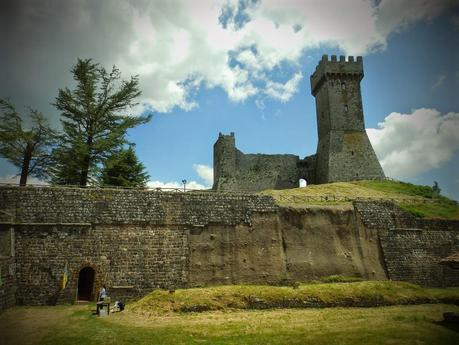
[1, 0, 458, 199]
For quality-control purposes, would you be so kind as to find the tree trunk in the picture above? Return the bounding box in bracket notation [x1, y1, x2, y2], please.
[79, 155, 90, 186]
[79, 136, 93, 186]
[20, 143, 33, 186]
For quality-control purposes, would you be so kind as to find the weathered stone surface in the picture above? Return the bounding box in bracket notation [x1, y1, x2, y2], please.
[0, 186, 458, 309]
[280, 206, 387, 281]
[4, 186, 278, 226]
[354, 201, 459, 287]
[213, 132, 299, 191]
[0, 255, 16, 311]
[188, 213, 288, 286]
[14, 224, 188, 305]
[0, 213, 16, 311]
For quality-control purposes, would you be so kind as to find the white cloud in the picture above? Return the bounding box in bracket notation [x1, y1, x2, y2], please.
[0, 175, 48, 186]
[265, 72, 303, 102]
[193, 164, 214, 186]
[367, 108, 459, 179]
[147, 180, 208, 190]
[146, 163, 213, 191]
[1, 0, 453, 116]
[0, 173, 210, 190]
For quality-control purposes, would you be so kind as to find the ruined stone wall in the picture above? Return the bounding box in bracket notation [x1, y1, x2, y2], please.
[354, 201, 459, 287]
[233, 152, 299, 191]
[213, 133, 300, 191]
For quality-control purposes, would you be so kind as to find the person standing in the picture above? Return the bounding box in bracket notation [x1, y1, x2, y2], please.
[98, 285, 107, 301]
[96, 285, 107, 315]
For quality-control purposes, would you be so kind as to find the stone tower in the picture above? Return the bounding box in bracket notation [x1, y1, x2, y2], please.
[212, 132, 237, 190]
[310, 55, 385, 183]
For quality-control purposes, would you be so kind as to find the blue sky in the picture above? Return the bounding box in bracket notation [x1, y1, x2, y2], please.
[1, 0, 458, 199]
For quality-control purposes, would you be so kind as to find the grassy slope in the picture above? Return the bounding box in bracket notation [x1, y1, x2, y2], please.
[261, 180, 459, 220]
[129, 281, 459, 316]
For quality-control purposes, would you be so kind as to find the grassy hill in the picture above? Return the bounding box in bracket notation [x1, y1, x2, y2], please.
[129, 280, 459, 316]
[261, 180, 459, 220]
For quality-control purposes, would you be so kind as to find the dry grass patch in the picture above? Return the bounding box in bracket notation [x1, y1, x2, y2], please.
[128, 281, 459, 316]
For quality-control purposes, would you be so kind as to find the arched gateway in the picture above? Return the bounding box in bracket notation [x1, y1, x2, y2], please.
[77, 267, 95, 301]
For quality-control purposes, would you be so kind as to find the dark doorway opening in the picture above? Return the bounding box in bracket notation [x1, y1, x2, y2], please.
[77, 267, 95, 301]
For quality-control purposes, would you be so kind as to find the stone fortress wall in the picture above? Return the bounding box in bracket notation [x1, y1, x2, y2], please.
[1, 186, 457, 310]
[213, 55, 385, 191]
[0, 211, 16, 311]
[212, 132, 300, 192]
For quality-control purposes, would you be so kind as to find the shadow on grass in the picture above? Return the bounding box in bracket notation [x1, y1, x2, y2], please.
[435, 321, 459, 334]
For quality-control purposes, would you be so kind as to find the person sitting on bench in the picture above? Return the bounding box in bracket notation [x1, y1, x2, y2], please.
[96, 285, 107, 315]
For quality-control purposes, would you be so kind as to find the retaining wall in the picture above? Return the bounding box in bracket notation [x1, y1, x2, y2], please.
[0, 186, 457, 309]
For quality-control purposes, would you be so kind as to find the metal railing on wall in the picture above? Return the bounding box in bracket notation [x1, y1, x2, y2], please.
[0, 182, 201, 192]
[0, 182, 258, 195]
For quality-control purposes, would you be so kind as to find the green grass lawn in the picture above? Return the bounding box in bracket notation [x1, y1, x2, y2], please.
[262, 180, 459, 220]
[3, 281, 458, 345]
[2, 304, 458, 345]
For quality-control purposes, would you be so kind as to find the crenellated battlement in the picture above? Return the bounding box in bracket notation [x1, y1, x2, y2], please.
[218, 131, 235, 139]
[311, 54, 363, 96]
[317, 54, 363, 64]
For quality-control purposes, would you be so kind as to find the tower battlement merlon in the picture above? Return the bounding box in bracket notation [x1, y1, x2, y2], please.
[216, 131, 235, 142]
[310, 54, 363, 96]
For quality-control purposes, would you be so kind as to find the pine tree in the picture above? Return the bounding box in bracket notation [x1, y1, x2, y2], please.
[0, 99, 58, 185]
[51, 58, 151, 186]
[432, 181, 441, 196]
[99, 146, 149, 187]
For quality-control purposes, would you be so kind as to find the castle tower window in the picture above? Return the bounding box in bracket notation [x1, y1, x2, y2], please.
[344, 105, 348, 112]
